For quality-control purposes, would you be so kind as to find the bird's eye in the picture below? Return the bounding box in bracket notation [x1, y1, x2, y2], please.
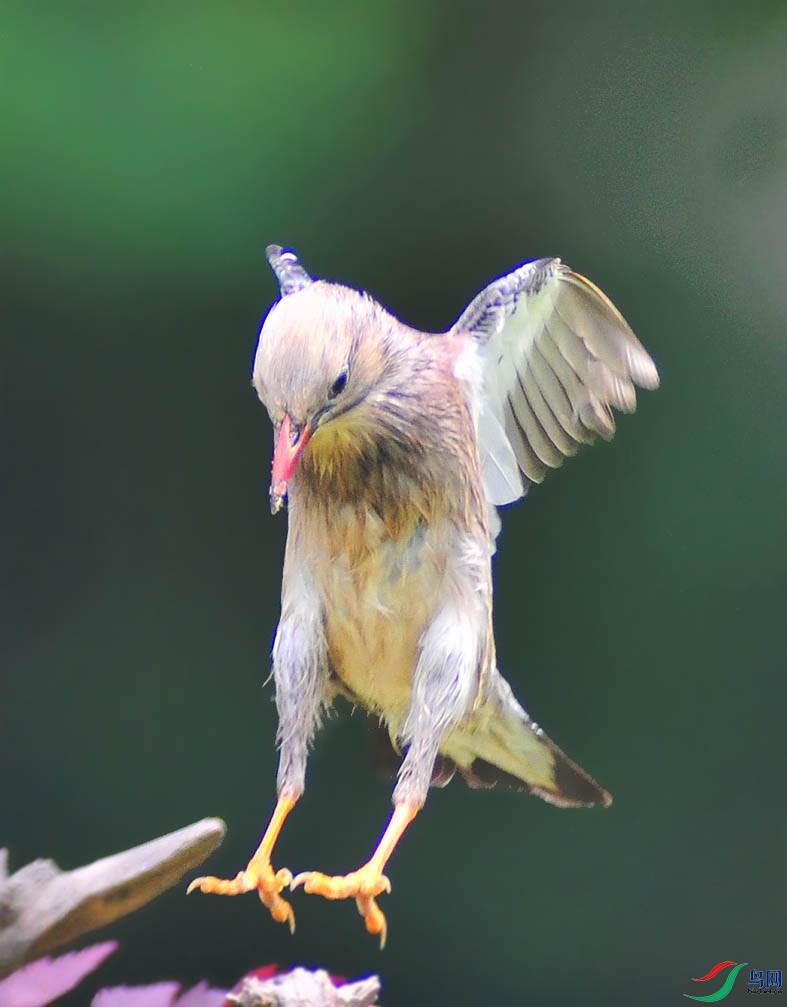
[329, 370, 348, 399]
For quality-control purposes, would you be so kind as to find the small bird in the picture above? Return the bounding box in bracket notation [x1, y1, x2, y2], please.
[189, 246, 659, 945]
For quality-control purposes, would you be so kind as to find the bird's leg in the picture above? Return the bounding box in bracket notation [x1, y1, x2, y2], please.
[188, 597, 327, 931]
[188, 793, 297, 932]
[292, 596, 484, 945]
[291, 800, 419, 947]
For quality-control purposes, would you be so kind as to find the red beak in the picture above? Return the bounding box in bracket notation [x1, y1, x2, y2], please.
[270, 414, 311, 513]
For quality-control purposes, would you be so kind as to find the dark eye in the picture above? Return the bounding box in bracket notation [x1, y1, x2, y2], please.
[329, 369, 348, 399]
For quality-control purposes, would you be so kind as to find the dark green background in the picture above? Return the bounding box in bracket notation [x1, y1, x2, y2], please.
[3, 2, 786, 1004]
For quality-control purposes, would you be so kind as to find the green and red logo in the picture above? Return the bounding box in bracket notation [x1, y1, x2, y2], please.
[684, 961, 782, 1000]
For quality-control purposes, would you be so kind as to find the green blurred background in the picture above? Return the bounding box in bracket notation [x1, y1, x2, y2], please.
[3, 2, 786, 1003]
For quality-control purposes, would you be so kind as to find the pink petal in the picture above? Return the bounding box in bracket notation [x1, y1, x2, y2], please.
[92, 982, 181, 1007]
[173, 981, 228, 1007]
[0, 941, 117, 1007]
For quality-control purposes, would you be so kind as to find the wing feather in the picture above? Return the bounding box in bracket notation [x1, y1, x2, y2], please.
[453, 258, 658, 513]
[529, 342, 592, 445]
[548, 310, 637, 412]
[503, 398, 548, 483]
[521, 367, 581, 458]
[511, 373, 565, 468]
[538, 325, 616, 440]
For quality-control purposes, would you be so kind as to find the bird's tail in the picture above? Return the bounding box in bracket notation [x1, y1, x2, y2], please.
[439, 676, 612, 808]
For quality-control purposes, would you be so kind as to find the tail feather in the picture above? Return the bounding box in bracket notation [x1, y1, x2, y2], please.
[441, 677, 612, 808]
[366, 676, 611, 809]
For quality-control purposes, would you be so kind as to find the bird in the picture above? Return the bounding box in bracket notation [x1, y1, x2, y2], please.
[188, 245, 659, 945]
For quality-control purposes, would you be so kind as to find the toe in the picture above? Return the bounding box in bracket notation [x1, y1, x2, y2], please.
[187, 864, 296, 935]
[187, 872, 253, 896]
[357, 895, 388, 949]
[265, 890, 296, 933]
[291, 870, 339, 897]
[290, 867, 390, 900]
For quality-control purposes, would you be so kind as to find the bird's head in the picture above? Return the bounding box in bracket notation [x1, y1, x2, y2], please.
[252, 246, 397, 513]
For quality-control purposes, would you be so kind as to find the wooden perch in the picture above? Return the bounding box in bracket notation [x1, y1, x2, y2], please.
[0, 818, 225, 978]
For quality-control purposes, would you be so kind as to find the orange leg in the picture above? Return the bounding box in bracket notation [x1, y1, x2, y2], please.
[291, 800, 419, 947]
[188, 794, 297, 932]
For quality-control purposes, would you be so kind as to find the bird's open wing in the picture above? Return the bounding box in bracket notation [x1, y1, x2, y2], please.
[453, 258, 659, 506]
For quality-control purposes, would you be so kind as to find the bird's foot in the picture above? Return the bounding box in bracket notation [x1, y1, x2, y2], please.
[291, 865, 391, 947]
[188, 860, 295, 933]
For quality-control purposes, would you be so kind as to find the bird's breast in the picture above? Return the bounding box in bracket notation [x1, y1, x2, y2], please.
[312, 503, 447, 725]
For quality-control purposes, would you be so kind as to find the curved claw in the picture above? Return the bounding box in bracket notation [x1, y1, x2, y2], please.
[290, 867, 391, 946]
[187, 871, 255, 896]
[187, 865, 295, 933]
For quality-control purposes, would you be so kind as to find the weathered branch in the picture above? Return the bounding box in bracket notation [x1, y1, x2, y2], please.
[0, 818, 225, 977]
